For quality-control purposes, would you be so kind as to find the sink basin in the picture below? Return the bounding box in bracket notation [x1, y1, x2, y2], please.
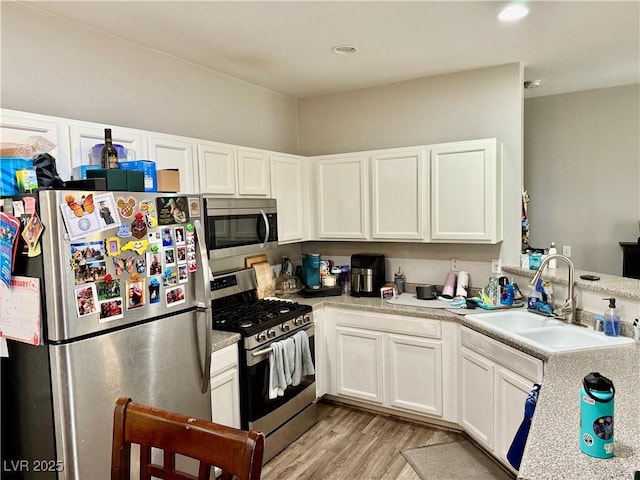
[465, 311, 564, 332]
[465, 311, 635, 352]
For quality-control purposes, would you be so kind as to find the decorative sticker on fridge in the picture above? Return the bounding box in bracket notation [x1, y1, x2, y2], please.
[131, 212, 147, 239]
[74, 285, 98, 317]
[96, 276, 121, 300]
[0, 211, 21, 289]
[116, 196, 136, 219]
[104, 237, 121, 257]
[161, 227, 173, 247]
[148, 277, 161, 304]
[21, 213, 44, 258]
[98, 298, 123, 323]
[70, 241, 107, 284]
[165, 285, 185, 307]
[156, 197, 189, 225]
[176, 245, 187, 265]
[140, 200, 158, 228]
[178, 265, 188, 284]
[126, 279, 145, 309]
[163, 268, 177, 287]
[186, 225, 198, 273]
[174, 226, 185, 245]
[121, 239, 148, 256]
[147, 251, 162, 276]
[188, 197, 200, 217]
[60, 193, 121, 241]
[164, 248, 176, 267]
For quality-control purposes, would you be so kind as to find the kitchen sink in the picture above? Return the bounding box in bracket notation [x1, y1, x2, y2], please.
[465, 310, 635, 352]
[465, 311, 564, 332]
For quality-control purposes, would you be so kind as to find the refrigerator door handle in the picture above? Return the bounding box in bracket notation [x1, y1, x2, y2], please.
[193, 219, 212, 393]
[196, 308, 213, 393]
[193, 219, 210, 309]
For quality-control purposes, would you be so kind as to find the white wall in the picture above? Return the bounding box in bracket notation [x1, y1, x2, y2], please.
[0, 2, 299, 154]
[297, 63, 524, 285]
[524, 85, 640, 275]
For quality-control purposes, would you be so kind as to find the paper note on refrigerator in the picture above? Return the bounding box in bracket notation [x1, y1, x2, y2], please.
[0, 276, 42, 345]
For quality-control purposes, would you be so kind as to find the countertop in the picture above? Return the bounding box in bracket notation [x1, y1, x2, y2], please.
[284, 292, 640, 480]
[211, 329, 241, 352]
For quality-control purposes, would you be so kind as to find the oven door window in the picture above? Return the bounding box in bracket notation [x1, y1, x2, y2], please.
[242, 338, 315, 425]
[207, 214, 266, 250]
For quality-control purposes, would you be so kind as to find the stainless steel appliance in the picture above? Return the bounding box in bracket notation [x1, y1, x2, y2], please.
[210, 268, 316, 463]
[204, 197, 278, 259]
[1, 190, 212, 479]
[351, 253, 386, 297]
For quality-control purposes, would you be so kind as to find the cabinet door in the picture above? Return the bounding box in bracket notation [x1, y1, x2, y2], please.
[335, 326, 383, 404]
[237, 148, 270, 197]
[148, 136, 197, 193]
[210, 368, 240, 428]
[387, 334, 442, 416]
[494, 367, 536, 465]
[313, 309, 328, 398]
[197, 142, 236, 195]
[371, 148, 426, 240]
[315, 155, 369, 239]
[270, 153, 307, 243]
[69, 124, 145, 170]
[430, 138, 502, 243]
[459, 347, 494, 449]
[0, 110, 67, 179]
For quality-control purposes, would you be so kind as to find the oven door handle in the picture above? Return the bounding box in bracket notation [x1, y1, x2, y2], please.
[252, 346, 273, 357]
[259, 209, 270, 249]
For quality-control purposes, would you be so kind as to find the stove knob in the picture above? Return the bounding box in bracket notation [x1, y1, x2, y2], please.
[267, 329, 277, 338]
[281, 323, 290, 332]
[303, 315, 311, 323]
[293, 317, 303, 327]
[256, 332, 267, 342]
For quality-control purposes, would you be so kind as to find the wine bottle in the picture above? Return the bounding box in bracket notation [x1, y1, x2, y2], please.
[100, 128, 119, 169]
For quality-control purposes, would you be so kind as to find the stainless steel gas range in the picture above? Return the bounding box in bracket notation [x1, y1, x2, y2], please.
[210, 268, 317, 463]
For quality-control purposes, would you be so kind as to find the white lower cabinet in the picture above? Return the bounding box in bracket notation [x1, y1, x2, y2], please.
[210, 343, 240, 428]
[329, 308, 451, 421]
[459, 326, 543, 468]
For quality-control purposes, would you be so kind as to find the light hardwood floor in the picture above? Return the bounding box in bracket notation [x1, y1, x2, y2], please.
[261, 401, 462, 480]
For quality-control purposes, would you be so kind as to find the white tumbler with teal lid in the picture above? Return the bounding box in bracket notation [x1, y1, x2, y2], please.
[580, 372, 615, 458]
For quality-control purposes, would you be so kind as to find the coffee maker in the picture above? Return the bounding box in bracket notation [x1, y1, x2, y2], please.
[301, 253, 321, 289]
[351, 253, 386, 297]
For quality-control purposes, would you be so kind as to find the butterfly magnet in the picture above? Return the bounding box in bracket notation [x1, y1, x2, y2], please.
[59, 193, 121, 241]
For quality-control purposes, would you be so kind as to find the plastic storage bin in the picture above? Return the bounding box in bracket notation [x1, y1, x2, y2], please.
[1, 157, 34, 196]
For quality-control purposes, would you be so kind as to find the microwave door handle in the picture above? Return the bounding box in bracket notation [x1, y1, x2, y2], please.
[259, 209, 270, 249]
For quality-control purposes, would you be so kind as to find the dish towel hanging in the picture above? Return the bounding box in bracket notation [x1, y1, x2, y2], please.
[292, 329, 315, 385]
[507, 383, 542, 470]
[268, 330, 315, 399]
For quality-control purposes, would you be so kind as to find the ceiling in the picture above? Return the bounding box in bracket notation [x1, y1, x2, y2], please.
[19, 1, 640, 99]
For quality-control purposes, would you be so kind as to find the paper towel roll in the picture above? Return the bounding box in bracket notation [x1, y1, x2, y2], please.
[456, 271, 469, 298]
[442, 272, 457, 299]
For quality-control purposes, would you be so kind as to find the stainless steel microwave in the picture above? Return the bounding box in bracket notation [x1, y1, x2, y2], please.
[204, 197, 278, 259]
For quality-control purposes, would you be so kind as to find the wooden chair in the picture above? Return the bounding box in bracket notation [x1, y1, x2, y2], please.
[111, 397, 264, 480]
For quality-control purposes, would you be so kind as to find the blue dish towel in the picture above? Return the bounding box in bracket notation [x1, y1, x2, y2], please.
[507, 383, 542, 470]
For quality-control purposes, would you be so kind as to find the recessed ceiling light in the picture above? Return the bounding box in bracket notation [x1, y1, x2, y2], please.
[524, 80, 541, 89]
[332, 45, 358, 55]
[498, 4, 529, 21]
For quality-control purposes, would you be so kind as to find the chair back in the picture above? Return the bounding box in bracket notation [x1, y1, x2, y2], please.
[111, 397, 264, 480]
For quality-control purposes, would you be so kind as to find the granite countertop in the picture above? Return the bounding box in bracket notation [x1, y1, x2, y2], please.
[211, 329, 241, 352]
[286, 292, 640, 480]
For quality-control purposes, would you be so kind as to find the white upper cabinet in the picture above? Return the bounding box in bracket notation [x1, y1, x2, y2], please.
[148, 135, 197, 193]
[69, 123, 146, 171]
[314, 154, 369, 240]
[429, 138, 503, 243]
[197, 142, 236, 195]
[237, 148, 270, 197]
[371, 147, 426, 241]
[197, 143, 271, 197]
[0, 109, 69, 180]
[270, 153, 308, 244]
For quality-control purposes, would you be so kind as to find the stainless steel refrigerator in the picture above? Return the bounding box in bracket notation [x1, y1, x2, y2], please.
[1, 190, 212, 479]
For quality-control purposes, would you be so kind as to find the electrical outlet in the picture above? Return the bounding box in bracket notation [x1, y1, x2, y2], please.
[563, 245, 572, 257]
[491, 258, 501, 274]
[450, 257, 459, 272]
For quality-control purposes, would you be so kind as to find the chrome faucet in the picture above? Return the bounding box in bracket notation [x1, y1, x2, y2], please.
[529, 254, 577, 324]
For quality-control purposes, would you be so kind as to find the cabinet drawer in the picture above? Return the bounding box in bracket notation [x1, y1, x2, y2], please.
[460, 327, 542, 382]
[335, 310, 441, 339]
[210, 343, 239, 377]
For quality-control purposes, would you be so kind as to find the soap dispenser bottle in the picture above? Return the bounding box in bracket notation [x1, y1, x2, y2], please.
[602, 298, 620, 337]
